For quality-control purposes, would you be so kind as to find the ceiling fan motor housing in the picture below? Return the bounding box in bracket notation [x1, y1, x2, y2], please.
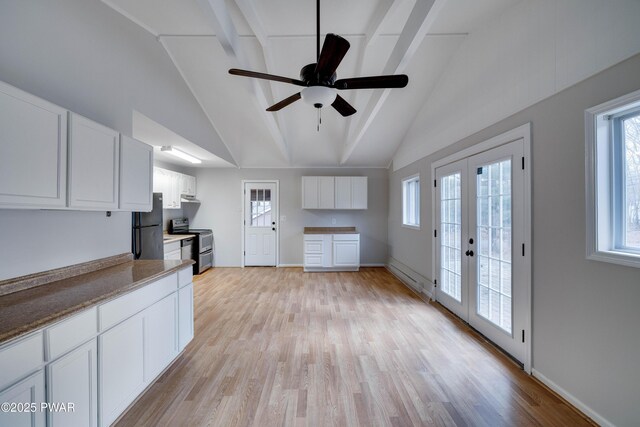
[300, 63, 336, 86]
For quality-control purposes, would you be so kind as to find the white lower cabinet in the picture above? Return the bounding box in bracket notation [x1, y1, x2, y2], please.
[0, 370, 46, 427]
[178, 283, 194, 350]
[47, 340, 97, 427]
[333, 240, 360, 267]
[0, 267, 194, 427]
[304, 234, 360, 271]
[99, 314, 145, 427]
[143, 294, 178, 382]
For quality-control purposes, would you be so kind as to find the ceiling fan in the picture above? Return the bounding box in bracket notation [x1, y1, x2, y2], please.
[228, 0, 408, 119]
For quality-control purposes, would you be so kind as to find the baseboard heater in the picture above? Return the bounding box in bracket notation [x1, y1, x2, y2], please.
[386, 257, 434, 300]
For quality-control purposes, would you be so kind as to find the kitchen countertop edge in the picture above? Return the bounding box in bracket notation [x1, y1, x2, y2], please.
[0, 259, 195, 346]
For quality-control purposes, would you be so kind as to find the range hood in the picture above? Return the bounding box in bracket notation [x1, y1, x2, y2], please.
[180, 194, 201, 204]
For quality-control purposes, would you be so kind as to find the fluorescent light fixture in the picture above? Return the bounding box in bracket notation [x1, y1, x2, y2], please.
[160, 146, 202, 164]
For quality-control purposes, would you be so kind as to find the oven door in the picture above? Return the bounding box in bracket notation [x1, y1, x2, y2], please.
[198, 249, 213, 274]
[199, 233, 213, 253]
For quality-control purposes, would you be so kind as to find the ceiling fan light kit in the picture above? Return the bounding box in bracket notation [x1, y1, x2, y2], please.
[227, 0, 408, 127]
[301, 86, 336, 108]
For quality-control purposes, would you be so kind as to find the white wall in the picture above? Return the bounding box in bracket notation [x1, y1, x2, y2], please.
[393, 0, 640, 171]
[0, 0, 232, 164]
[0, 0, 232, 280]
[0, 210, 130, 281]
[388, 53, 640, 426]
[189, 168, 388, 267]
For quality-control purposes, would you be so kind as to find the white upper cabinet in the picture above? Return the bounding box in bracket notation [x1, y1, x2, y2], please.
[351, 177, 368, 209]
[0, 81, 68, 209]
[302, 176, 367, 210]
[335, 177, 352, 209]
[154, 167, 196, 208]
[180, 174, 196, 197]
[302, 176, 319, 209]
[68, 113, 119, 210]
[318, 177, 335, 209]
[119, 136, 153, 212]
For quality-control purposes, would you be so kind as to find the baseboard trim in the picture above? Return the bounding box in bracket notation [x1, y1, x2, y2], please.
[361, 263, 386, 267]
[385, 258, 434, 300]
[531, 369, 610, 427]
[277, 264, 303, 268]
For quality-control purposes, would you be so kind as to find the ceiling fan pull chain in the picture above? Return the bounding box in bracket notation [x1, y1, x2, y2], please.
[317, 108, 320, 132]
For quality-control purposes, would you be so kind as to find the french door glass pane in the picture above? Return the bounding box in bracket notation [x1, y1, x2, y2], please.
[476, 159, 512, 333]
[440, 173, 462, 302]
[624, 115, 640, 248]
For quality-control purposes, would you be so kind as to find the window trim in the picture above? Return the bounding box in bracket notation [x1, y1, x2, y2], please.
[402, 174, 421, 229]
[585, 88, 640, 268]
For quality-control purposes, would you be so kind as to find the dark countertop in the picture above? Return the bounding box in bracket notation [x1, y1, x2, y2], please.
[303, 227, 359, 234]
[0, 259, 194, 345]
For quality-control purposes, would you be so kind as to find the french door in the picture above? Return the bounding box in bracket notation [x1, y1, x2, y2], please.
[244, 181, 278, 266]
[435, 139, 527, 364]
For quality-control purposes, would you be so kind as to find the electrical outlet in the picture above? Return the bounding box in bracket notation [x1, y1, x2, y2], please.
[331, 217, 337, 225]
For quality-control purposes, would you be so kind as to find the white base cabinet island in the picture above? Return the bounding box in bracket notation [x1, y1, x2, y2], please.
[0, 265, 194, 427]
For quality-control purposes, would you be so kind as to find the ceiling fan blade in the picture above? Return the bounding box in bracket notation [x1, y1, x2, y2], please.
[331, 95, 356, 117]
[229, 69, 306, 87]
[334, 74, 408, 90]
[314, 34, 350, 78]
[266, 92, 302, 112]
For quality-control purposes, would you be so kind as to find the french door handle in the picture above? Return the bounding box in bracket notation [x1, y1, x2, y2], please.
[465, 250, 474, 257]
[272, 227, 276, 231]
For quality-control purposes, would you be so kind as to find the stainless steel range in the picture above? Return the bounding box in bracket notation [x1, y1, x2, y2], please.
[170, 218, 214, 274]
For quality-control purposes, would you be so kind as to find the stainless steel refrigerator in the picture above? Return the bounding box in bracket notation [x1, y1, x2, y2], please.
[132, 193, 164, 260]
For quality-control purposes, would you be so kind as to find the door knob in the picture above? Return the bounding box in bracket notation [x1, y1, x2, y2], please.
[468, 238, 474, 244]
[272, 227, 276, 231]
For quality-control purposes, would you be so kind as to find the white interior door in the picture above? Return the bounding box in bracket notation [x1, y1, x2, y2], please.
[244, 182, 277, 266]
[436, 139, 527, 364]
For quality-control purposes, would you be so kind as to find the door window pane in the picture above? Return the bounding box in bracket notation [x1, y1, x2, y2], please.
[476, 159, 512, 333]
[440, 173, 462, 302]
[250, 188, 272, 226]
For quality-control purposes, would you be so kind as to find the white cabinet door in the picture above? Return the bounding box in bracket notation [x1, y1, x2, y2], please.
[318, 177, 335, 209]
[333, 240, 360, 266]
[47, 340, 97, 427]
[68, 113, 120, 210]
[187, 175, 196, 196]
[0, 370, 46, 427]
[302, 176, 319, 209]
[143, 294, 178, 382]
[179, 174, 196, 197]
[335, 177, 351, 209]
[332, 235, 360, 267]
[0, 81, 68, 209]
[178, 283, 194, 351]
[351, 177, 368, 209]
[167, 170, 181, 209]
[98, 314, 145, 427]
[119, 136, 153, 212]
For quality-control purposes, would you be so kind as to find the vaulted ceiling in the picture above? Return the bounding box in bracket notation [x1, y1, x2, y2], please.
[102, 0, 518, 168]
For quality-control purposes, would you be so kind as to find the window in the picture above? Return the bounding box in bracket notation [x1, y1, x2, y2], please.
[402, 175, 420, 228]
[586, 89, 640, 267]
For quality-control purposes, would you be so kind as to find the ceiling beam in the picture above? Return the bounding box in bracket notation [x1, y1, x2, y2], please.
[196, 0, 291, 164]
[234, 0, 288, 139]
[342, 0, 402, 158]
[340, 0, 448, 165]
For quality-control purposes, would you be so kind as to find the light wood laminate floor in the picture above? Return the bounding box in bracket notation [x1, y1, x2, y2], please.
[116, 267, 591, 427]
